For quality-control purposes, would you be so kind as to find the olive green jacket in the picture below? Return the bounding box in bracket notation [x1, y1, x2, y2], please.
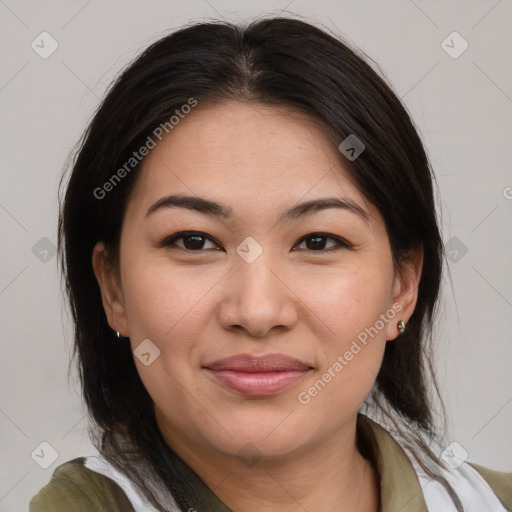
[30, 419, 512, 512]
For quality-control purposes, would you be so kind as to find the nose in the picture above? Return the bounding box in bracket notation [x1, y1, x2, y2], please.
[217, 251, 299, 339]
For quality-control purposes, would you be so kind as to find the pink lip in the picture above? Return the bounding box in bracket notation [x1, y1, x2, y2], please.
[203, 354, 312, 396]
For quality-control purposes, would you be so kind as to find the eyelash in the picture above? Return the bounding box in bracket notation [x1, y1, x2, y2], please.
[157, 231, 354, 253]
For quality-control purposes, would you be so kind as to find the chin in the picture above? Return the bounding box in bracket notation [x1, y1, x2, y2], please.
[201, 411, 313, 460]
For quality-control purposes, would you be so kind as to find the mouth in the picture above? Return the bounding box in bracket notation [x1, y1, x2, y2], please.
[203, 353, 313, 397]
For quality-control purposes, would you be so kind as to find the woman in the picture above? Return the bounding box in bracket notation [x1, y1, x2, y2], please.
[29, 17, 511, 512]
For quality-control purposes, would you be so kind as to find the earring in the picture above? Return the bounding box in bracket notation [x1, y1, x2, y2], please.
[115, 331, 129, 341]
[397, 320, 406, 335]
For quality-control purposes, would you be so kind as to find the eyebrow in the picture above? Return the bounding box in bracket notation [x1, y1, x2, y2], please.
[146, 194, 370, 224]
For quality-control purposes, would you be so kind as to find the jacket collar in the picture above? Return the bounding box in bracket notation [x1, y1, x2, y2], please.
[366, 417, 429, 512]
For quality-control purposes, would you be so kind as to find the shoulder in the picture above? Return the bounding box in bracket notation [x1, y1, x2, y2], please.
[360, 416, 512, 511]
[469, 462, 512, 511]
[29, 457, 136, 512]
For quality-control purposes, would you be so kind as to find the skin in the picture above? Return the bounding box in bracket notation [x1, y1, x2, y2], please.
[93, 100, 423, 512]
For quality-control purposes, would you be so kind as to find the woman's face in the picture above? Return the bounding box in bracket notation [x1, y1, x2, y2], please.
[94, 100, 421, 464]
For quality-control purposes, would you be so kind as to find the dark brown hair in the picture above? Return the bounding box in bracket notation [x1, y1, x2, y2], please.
[58, 16, 460, 511]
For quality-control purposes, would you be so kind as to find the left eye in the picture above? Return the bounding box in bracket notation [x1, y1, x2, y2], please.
[294, 233, 351, 252]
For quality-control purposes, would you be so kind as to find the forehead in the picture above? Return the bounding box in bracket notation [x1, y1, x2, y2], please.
[126, 100, 373, 222]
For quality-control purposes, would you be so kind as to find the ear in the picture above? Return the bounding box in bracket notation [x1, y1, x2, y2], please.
[92, 241, 129, 337]
[386, 246, 424, 341]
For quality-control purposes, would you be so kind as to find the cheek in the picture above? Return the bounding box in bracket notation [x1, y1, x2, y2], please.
[120, 253, 218, 339]
[297, 260, 392, 339]
[294, 265, 391, 407]
[119, 255, 227, 403]
[119, 259, 214, 416]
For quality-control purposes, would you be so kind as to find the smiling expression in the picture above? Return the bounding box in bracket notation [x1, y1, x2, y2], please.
[93, 99, 421, 463]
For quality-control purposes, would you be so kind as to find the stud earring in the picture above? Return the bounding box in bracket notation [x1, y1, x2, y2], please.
[115, 331, 130, 341]
[397, 320, 406, 335]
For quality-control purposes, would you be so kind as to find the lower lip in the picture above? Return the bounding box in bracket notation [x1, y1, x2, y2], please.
[205, 369, 310, 396]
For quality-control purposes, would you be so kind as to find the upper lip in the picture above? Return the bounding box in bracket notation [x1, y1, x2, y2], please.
[203, 353, 312, 372]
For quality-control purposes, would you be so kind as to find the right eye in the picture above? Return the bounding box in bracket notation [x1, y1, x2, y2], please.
[157, 231, 223, 252]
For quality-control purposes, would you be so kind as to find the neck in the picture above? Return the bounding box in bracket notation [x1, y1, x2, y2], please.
[158, 415, 380, 512]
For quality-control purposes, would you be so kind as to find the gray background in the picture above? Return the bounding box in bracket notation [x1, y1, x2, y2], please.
[1, 0, 511, 509]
